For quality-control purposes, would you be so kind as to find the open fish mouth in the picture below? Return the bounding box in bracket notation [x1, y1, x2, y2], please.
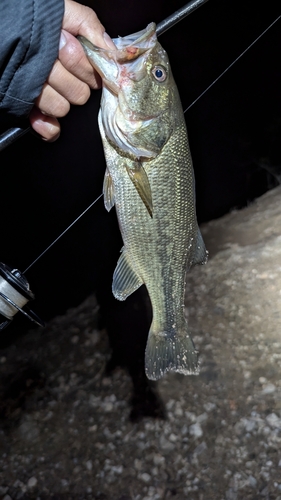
[79, 23, 165, 158]
[78, 23, 157, 96]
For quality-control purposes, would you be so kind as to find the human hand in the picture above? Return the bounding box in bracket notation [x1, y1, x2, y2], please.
[29, 0, 115, 141]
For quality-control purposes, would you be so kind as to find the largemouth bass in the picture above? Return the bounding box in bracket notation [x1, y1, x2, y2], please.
[79, 23, 207, 380]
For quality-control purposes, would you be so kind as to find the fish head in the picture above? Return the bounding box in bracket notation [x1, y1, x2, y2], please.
[78, 24, 181, 159]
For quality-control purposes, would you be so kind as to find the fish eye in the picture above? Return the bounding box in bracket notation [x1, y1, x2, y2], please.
[152, 66, 167, 82]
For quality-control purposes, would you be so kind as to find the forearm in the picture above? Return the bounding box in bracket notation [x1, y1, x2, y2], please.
[0, 0, 64, 123]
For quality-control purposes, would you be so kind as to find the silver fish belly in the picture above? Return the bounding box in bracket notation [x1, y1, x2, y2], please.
[79, 23, 208, 380]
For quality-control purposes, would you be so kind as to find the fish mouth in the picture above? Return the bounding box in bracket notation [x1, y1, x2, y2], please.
[78, 35, 120, 94]
[79, 24, 162, 159]
[78, 23, 157, 95]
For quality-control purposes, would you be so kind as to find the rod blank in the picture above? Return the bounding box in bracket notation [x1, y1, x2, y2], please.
[156, 0, 209, 36]
[0, 127, 30, 152]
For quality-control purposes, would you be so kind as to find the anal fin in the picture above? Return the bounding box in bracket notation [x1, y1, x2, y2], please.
[113, 250, 143, 301]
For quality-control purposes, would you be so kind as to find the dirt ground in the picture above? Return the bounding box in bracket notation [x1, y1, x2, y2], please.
[1, 186, 281, 500]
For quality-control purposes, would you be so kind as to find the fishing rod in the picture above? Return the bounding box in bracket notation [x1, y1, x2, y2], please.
[156, 0, 208, 35]
[0, 1, 280, 329]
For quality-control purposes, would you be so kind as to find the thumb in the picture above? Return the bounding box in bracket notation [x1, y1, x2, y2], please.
[62, 0, 115, 49]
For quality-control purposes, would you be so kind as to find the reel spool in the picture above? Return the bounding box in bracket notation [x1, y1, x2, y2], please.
[0, 262, 44, 330]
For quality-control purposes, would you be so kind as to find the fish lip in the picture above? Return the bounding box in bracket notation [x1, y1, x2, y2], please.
[79, 22, 156, 53]
[113, 22, 156, 54]
[78, 35, 120, 93]
[77, 35, 116, 54]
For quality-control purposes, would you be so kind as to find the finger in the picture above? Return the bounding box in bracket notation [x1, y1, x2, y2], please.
[35, 84, 70, 118]
[58, 30, 102, 89]
[63, 0, 116, 50]
[29, 107, 61, 142]
[47, 58, 91, 103]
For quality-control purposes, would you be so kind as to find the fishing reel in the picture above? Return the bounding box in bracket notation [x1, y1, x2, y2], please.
[0, 262, 44, 331]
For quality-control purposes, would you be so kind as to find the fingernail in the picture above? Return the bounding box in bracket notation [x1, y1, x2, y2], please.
[41, 122, 61, 142]
[103, 32, 116, 50]
[59, 31, 67, 50]
[32, 117, 60, 142]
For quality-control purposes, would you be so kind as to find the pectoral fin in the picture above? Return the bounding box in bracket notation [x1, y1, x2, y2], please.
[103, 169, 115, 212]
[113, 249, 143, 300]
[125, 163, 153, 218]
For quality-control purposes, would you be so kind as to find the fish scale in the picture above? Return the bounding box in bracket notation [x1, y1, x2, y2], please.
[79, 23, 207, 380]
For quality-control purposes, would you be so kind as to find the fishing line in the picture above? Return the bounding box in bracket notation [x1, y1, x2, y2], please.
[184, 14, 281, 113]
[23, 194, 103, 273]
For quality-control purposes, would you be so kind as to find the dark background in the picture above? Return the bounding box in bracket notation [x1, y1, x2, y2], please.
[0, 0, 280, 329]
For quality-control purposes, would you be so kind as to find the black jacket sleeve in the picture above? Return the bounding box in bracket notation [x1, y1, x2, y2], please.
[0, 0, 64, 127]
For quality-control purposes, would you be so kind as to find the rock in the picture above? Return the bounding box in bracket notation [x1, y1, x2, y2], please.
[261, 383, 276, 394]
[193, 441, 207, 456]
[204, 402, 216, 412]
[266, 413, 281, 428]
[134, 459, 143, 471]
[261, 486, 269, 496]
[225, 488, 237, 500]
[110, 465, 123, 474]
[189, 423, 203, 438]
[169, 433, 178, 442]
[153, 454, 165, 466]
[159, 435, 175, 451]
[86, 460, 92, 471]
[70, 335, 79, 344]
[27, 477, 37, 489]
[17, 416, 40, 442]
[139, 473, 151, 483]
[248, 475, 257, 488]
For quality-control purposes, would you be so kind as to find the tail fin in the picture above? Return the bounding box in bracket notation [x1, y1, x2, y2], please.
[145, 330, 199, 380]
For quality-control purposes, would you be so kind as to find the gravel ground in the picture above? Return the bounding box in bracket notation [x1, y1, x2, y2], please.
[1, 186, 281, 500]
